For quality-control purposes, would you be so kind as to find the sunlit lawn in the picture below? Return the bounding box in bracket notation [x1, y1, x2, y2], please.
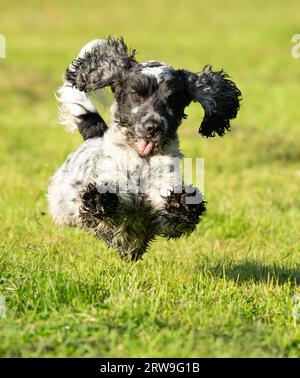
[0, 0, 299, 357]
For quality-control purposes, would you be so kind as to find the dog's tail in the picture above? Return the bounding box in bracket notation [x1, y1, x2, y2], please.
[55, 40, 108, 140]
[55, 83, 108, 140]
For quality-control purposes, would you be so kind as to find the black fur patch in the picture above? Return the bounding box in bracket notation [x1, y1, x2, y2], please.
[197, 66, 241, 137]
[77, 112, 108, 140]
[79, 183, 119, 224]
[183, 66, 242, 138]
[162, 187, 207, 238]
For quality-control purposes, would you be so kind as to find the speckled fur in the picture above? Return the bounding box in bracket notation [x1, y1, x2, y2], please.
[48, 37, 241, 260]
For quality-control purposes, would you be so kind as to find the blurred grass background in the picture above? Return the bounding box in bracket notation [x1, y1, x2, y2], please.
[0, 0, 300, 357]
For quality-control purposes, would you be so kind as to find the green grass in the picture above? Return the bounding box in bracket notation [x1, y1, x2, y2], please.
[0, 0, 300, 357]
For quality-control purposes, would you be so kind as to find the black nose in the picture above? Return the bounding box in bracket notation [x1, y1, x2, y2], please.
[145, 120, 162, 134]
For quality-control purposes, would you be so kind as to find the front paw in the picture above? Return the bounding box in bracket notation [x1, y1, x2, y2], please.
[164, 186, 206, 220]
[80, 182, 118, 219]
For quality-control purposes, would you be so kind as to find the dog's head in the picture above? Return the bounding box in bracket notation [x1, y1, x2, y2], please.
[66, 37, 242, 156]
[111, 62, 192, 156]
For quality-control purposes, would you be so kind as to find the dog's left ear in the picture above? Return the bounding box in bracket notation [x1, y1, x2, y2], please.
[181, 66, 242, 137]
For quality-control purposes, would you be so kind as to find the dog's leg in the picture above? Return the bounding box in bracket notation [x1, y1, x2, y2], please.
[79, 183, 153, 261]
[159, 186, 206, 238]
[117, 241, 150, 262]
[79, 183, 119, 229]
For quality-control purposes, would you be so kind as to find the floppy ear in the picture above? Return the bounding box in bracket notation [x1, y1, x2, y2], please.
[182, 65, 241, 137]
[65, 36, 137, 92]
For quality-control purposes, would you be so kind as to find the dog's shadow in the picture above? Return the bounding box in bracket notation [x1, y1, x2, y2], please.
[203, 259, 300, 285]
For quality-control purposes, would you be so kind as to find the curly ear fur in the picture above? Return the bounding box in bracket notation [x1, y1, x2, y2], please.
[183, 66, 242, 137]
[65, 36, 137, 92]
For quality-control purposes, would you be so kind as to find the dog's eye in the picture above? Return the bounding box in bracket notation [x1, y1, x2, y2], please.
[131, 93, 144, 103]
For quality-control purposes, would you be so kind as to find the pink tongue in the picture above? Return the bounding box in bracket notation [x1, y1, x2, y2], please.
[137, 140, 154, 156]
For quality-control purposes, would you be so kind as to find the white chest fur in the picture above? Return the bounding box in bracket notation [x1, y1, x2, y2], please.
[48, 126, 183, 226]
[95, 127, 183, 209]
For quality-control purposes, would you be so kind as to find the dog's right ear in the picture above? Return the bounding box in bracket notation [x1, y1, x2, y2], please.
[65, 36, 137, 92]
